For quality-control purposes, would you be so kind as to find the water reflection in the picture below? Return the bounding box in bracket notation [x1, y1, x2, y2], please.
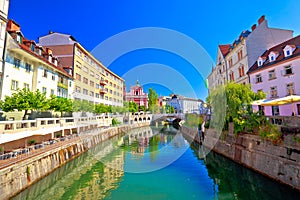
[12, 126, 300, 200]
[189, 142, 300, 200]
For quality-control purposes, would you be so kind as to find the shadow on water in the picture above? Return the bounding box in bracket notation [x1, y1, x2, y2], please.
[189, 141, 300, 200]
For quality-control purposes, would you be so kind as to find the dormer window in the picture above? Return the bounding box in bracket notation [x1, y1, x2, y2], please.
[283, 45, 296, 57]
[257, 57, 266, 67]
[268, 51, 278, 62]
[16, 34, 22, 44]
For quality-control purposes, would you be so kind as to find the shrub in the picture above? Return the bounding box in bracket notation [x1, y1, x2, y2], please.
[112, 118, 121, 126]
[28, 139, 36, 145]
[259, 123, 282, 144]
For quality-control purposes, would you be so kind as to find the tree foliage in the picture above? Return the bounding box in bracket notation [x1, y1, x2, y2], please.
[207, 82, 266, 134]
[124, 101, 138, 113]
[148, 88, 159, 113]
[47, 95, 73, 116]
[1, 89, 47, 119]
[72, 99, 94, 113]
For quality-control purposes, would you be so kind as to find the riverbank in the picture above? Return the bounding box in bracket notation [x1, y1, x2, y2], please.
[180, 125, 300, 191]
[0, 122, 149, 200]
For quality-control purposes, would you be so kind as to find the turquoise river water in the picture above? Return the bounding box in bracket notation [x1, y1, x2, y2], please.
[12, 126, 300, 200]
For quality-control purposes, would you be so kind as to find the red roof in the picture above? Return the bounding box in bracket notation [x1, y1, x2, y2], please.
[219, 44, 231, 57]
[248, 35, 300, 74]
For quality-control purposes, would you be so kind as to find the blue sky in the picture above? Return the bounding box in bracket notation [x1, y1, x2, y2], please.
[8, 0, 300, 100]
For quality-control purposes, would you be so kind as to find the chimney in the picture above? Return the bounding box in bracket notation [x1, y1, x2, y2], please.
[49, 30, 53, 34]
[258, 15, 265, 25]
[7, 20, 21, 32]
[251, 24, 257, 31]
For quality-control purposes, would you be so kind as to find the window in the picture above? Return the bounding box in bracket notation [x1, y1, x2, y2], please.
[14, 58, 20, 68]
[52, 74, 55, 81]
[76, 73, 81, 81]
[90, 80, 94, 87]
[283, 66, 293, 75]
[255, 74, 262, 83]
[25, 63, 31, 72]
[11, 80, 19, 90]
[83, 77, 88, 84]
[83, 89, 88, 95]
[110, 89, 112, 94]
[90, 91, 94, 97]
[42, 87, 47, 94]
[286, 50, 290, 56]
[51, 89, 55, 95]
[287, 83, 295, 95]
[16, 34, 22, 44]
[229, 72, 234, 81]
[96, 83, 100, 89]
[270, 86, 278, 98]
[268, 70, 276, 80]
[239, 66, 245, 77]
[83, 66, 88, 73]
[238, 49, 243, 61]
[105, 96, 108, 100]
[90, 71, 94, 77]
[228, 58, 233, 67]
[24, 83, 30, 90]
[95, 93, 99, 98]
[43, 69, 48, 78]
[76, 86, 81, 93]
[96, 74, 99, 79]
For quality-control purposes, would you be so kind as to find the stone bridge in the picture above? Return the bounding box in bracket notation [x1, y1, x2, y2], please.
[151, 114, 185, 125]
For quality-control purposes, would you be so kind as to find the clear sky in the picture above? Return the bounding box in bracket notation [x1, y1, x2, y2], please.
[8, 0, 300, 100]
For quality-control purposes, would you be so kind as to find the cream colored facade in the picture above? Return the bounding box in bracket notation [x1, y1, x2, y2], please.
[39, 33, 124, 106]
[1, 21, 73, 100]
[0, 0, 9, 77]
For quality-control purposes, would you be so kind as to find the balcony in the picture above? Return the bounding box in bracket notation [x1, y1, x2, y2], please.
[100, 88, 108, 94]
[100, 79, 108, 85]
[57, 82, 68, 90]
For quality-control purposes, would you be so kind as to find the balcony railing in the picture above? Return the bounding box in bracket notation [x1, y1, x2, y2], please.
[100, 79, 108, 85]
[99, 88, 108, 94]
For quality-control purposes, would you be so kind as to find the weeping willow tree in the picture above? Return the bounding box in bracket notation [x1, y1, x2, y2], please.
[207, 82, 266, 134]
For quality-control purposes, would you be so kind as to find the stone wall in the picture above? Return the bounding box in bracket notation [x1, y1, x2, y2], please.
[0, 122, 149, 199]
[180, 126, 300, 190]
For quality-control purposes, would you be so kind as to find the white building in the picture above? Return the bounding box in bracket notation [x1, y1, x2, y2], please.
[1, 20, 73, 100]
[0, 0, 9, 92]
[167, 94, 203, 114]
[207, 15, 293, 92]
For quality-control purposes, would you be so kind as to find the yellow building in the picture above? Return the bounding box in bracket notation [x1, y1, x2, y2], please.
[39, 32, 124, 106]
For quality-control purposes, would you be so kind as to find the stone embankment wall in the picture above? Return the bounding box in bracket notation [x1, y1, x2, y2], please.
[180, 125, 300, 190]
[0, 122, 149, 200]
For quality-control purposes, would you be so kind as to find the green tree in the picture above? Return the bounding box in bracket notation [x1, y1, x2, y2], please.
[72, 99, 94, 113]
[124, 101, 138, 112]
[47, 95, 73, 117]
[148, 88, 159, 113]
[207, 82, 266, 134]
[1, 89, 47, 120]
[139, 105, 146, 112]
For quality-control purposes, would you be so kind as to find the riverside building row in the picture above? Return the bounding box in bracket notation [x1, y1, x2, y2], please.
[207, 15, 300, 116]
[0, 18, 124, 107]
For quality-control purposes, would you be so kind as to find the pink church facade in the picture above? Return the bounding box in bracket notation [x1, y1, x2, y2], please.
[248, 35, 300, 116]
[125, 82, 148, 108]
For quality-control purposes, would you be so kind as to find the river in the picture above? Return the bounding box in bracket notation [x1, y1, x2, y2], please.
[12, 126, 300, 200]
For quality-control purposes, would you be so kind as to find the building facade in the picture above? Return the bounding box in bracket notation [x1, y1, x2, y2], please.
[1, 20, 73, 100]
[0, 0, 9, 90]
[38, 32, 124, 106]
[248, 35, 300, 116]
[207, 44, 230, 92]
[125, 81, 148, 108]
[167, 94, 203, 114]
[207, 16, 293, 92]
